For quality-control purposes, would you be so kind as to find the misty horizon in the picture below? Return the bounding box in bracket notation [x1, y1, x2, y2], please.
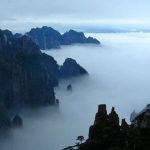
[1, 0, 150, 33]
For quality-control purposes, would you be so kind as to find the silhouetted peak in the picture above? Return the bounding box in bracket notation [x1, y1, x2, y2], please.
[59, 58, 88, 78]
[121, 118, 129, 129]
[26, 26, 63, 49]
[98, 104, 107, 114]
[108, 107, 119, 126]
[94, 104, 108, 125]
[64, 30, 84, 36]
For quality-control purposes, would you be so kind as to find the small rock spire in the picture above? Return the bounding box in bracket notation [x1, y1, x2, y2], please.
[108, 107, 119, 126]
[94, 104, 108, 125]
[121, 118, 129, 130]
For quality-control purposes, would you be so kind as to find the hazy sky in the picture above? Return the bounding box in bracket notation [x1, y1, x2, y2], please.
[1, 0, 150, 32]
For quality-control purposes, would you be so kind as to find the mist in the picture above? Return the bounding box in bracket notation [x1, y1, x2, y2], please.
[1, 33, 150, 150]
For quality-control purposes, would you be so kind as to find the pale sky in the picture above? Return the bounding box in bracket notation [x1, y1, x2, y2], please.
[1, 0, 150, 32]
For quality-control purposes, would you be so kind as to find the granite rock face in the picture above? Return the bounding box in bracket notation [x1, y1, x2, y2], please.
[59, 58, 88, 78]
[0, 29, 59, 109]
[26, 27, 100, 50]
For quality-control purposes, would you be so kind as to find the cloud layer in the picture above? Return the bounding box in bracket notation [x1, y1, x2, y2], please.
[0, 0, 150, 32]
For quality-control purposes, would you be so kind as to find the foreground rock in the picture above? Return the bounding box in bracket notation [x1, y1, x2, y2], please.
[59, 58, 88, 78]
[67, 84, 72, 91]
[12, 115, 23, 128]
[64, 104, 150, 150]
[26, 26, 100, 50]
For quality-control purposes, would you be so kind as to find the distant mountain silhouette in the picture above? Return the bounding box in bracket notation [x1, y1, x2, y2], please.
[26, 26, 100, 50]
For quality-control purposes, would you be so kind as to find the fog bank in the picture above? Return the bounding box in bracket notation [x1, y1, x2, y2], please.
[1, 33, 150, 150]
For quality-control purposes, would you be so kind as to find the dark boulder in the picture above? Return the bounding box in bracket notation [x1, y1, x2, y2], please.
[12, 115, 23, 128]
[59, 58, 88, 78]
[55, 99, 59, 105]
[67, 84, 72, 91]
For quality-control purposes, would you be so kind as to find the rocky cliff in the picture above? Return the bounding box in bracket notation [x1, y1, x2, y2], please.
[0, 29, 59, 110]
[0, 28, 89, 131]
[74, 104, 150, 150]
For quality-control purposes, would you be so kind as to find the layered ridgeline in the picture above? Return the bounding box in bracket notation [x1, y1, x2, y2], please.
[25, 26, 100, 49]
[64, 104, 150, 150]
[0, 29, 88, 132]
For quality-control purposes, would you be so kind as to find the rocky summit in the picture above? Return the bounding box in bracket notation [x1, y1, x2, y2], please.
[62, 30, 100, 45]
[59, 58, 88, 78]
[26, 26, 63, 49]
